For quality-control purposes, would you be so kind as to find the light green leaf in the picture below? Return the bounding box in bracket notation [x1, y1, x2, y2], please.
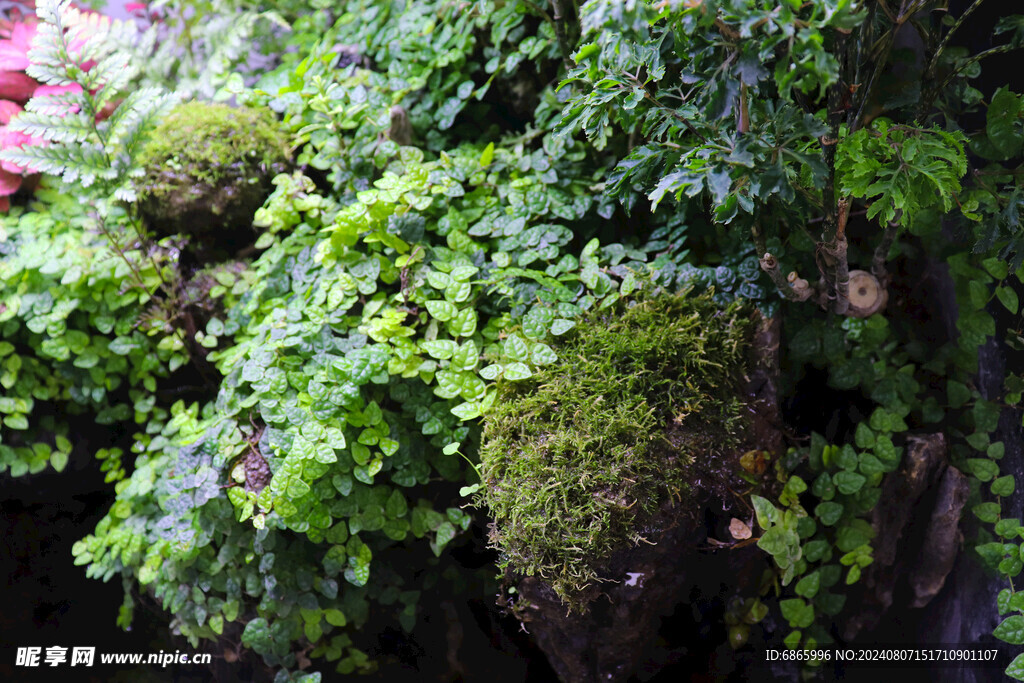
[503, 362, 532, 380]
[995, 615, 1024, 644]
[421, 340, 457, 360]
[479, 364, 502, 380]
[504, 334, 530, 361]
[425, 300, 457, 322]
[451, 340, 479, 372]
[531, 343, 557, 365]
[447, 308, 477, 337]
[551, 319, 576, 335]
[451, 401, 481, 420]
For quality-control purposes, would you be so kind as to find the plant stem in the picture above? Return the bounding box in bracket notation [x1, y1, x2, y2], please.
[520, 0, 554, 25]
[623, 74, 707, 142]
[820, 28, 851, 313]
[931, 44, 1021, 100]
[551, 0, 576, 69]
[872, 217, 901, 288]
[925, 0, 988, 80]
[834, 197, 851, 315]
[94, 216, 148, 291]
[852, 27, 896, 132]
[752, 224, 801, 302]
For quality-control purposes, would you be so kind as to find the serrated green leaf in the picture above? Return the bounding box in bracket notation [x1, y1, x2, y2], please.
[994, 475, 1016, 497]
[479, 364, 502, 380]
[815, 501, 844, 526]
[969, 280, 990, 310]
[450, 401, 481, 420]
[451, 339, 479, 372]
[1006, 653, 1024, 680]
[795, 571, 820, 599]
[751, 495, 780, 529]
[447, 308, 477, 337]
[421, 340, 457, 359]
[833, 471, 866, 495]
[969, 458, 1000, 482]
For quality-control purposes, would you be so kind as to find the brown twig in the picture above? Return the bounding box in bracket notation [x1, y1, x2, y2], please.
[833, 197, 852, 315]
[818, 28, 851, 313]
[759, 252, 803, 302]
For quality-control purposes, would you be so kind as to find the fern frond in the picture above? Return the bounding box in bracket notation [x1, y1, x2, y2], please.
[25, 91, 86, 116]
[26, 1, 74, 85]
[113, 181, 138, 203]
[0, 141, 110, 186]
[9, 110, 95, 144]
[65, 8, 137, 66]
[86, 53, 134, 107]
[206, 13, 258, 78]
[63, 5, 116, 34]
[104, 87, 177, 155]
[59, 144, 118, 188]
[33, 0, 72, 25]
[28, 0, 139, 94]
[161, 11, 260, 99]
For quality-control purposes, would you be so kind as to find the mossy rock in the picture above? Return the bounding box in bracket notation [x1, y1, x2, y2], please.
[135, 101, 291, 257]
[477, 291, 754, 611]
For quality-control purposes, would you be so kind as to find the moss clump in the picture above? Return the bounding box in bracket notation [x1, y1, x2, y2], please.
[478, 291, 752, 610]
[135, 101, 290, 253]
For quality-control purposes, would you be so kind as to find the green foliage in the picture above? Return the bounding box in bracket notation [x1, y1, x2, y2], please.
[6, 0, 1024, 679]
[959, 86, 1024, 270]
[558, 0, 859, 220]
[325, 0, 562, 146]
[130, 1, 293, 101]
[253, 43, 396, 197]
[547, 0, 1024, 671]
[478, 292, 752, 609]
[754, 306, 919, 649]
[837, 121, 967, 226]
[0, 189, 181, 476]
[0, 0, 176, 204]
[6, 0, 691, 676]
[73, 127, 669, 673]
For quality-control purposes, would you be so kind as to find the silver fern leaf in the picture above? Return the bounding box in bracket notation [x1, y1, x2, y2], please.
[0, 0, 173, 205]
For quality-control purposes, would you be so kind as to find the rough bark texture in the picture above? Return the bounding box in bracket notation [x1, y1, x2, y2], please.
[915, 337, 1024, 682]
[843, 433, 952, 641]
[856, 246, 1023, 682]
[746, 316, 785, 458]
[910, 465, 969, 608]
[513, 503, 703, 683]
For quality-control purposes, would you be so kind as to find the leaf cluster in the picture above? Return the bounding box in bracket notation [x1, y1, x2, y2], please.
[0, 190, 182, 478]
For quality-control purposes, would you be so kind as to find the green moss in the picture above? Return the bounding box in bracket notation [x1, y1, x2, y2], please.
[137, 101, 289, 187]
[135, 101, 290, 246]
[478, 291, 753, 610]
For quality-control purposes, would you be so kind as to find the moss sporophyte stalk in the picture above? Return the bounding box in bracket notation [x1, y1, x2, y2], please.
[476, 291, 753, 610]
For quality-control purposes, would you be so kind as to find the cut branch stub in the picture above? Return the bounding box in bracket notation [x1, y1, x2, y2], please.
[845, 269, 888, 318]
[786, 271, 815, 302]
